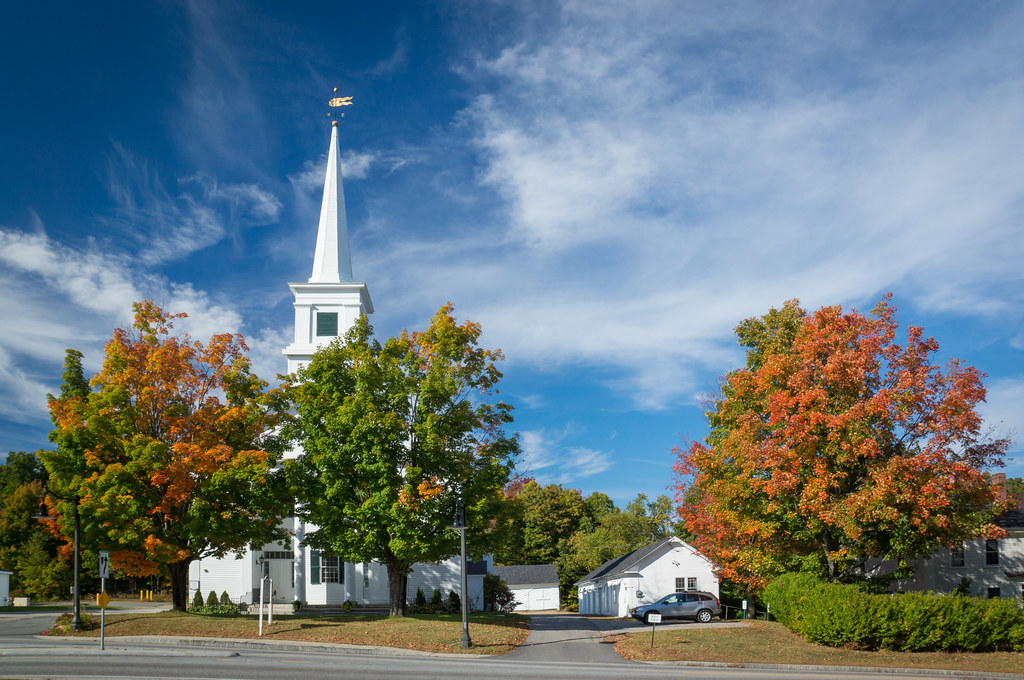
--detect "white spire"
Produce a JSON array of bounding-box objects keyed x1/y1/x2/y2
[{"x1": 309, "y1": 121, "x2": 354, "y2": 283}]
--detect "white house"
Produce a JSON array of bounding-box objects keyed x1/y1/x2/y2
[
  {"x1": 492, "y1": 564, "x2": 559, "y2": 611},
  {"x1": 575, "y1": 537, "x2": 719, "y2": 618},
  {"x1": 0, "y1": 569, "x2": 11, "y2": 606},
  {"x1": 189, "y1": 113, "x2": 480, "y2": 611},
  {"x1": 897, "y1": 512, "x2": 1024, "y2": 601}
]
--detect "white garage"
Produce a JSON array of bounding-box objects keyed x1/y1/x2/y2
[
  {"x1": 493, "y1": 564, "x2": 559, "y2": 611},
  {"x1": 0, "y1": 570, "x2": 11, "y2": 606}
]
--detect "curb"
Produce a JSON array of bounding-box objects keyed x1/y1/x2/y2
[
  {"x1": 38, "y1": 635, "x2": 476, "y2": 659},
  {"x1": 643, "y1": 659, "x2": 1024, "y2": 679}
]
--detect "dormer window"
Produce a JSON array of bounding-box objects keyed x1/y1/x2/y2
[{"x1": 316, "y1": 312, "x2": 339, "y2": 337}]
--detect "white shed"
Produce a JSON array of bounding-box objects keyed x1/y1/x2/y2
[
  {"x1": 575, "y1": 537, "x2": 719, "y2": 618},
  {"x1": 492, "y1": 564, "x2": 559, "y2": 611},
  {"x1": 0, "y1": 569, "x2": 11, "y2": 606}
]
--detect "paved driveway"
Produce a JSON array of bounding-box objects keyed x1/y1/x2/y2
[
  {"x1": 499, "y1": 613, "x2": 628, "y2": 664},
  {"x1": 499, "y1": 612, "x2": 749, "y2": 664}
]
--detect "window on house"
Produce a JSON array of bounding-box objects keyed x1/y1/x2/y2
[
  {"x1": 986, "y1": 539, "x2": 1000, "y2": 566},
  {"x1": 675, "y1": 577, "x2": 698, "y2": 592},
  {"x1": 988, "y1": 587, "x2": 1001, "y2": 599},
  {"x1": 309, "y1": 551, "x2": 343, "y2": 584},
  {"x1": 363, "y1": 562, "x2": 370, "y2": 589},
  {"x1": 316, "y1": 312, "x2": 339, "y2": 337},
  {"x1": 322, "y1": 555, "x2": 341, "y2": 583},
  {"x1": 951, "y1": 543, "x2": 965, "y2": 568}
]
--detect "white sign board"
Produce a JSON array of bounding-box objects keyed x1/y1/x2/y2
[
  {"x1": 99, "y1": 551, "x2": 110, "y2": 579},
  {"x1": 647, "y1": 613, "x2": 662, "y2": 624}
]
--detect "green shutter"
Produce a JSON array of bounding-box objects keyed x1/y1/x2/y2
[
  {"x1": 310, "y1": 550, "x2": 321, "y2": 585},
  {"x1": 316, "y1": 312, "x2": 339, "y2": 337}
]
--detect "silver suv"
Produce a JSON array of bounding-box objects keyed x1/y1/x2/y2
[{"x1": 631, "y1": 591, "x2": 721, "y2": 624}]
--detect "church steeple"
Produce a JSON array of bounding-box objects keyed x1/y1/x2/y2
[
  {"x1": 283, "y1": 97, "x2": 372, "y2": 375},
  {"x1": 309, "y1": 121, "x2": 353, "y2": 283}
]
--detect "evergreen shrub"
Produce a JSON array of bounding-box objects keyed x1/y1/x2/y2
[
  {"x1": 191, "y1": 589, "x2": 205, "y2": 610},
  {"x1": 448, "y1": 589, "x2": 461, "y2": 614},
  {"x1": 430, "y1": 589, "x2": 443, "y2": 611},
  {"x1": 220, "y1": 591, "x2": 231, "y2": 606},
  {"x1": 206, "y1": 590, "x2": 218, "y2": 607},
  {"x1": 763, "y1": 572, "x2": 1024, "y2": 652}
]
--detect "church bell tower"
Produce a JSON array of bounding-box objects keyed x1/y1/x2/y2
[{"x1": 282, "y1": 94, "x2": 373, "y2": 374}]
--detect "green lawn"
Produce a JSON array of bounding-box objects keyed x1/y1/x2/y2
[
  {"x1": 49, "y1": 610, "x2": 529, "y2": 655},
  {"x1": 613, "y1": 621, "x2": 1024, "y2": 676}
]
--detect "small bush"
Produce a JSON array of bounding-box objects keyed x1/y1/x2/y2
[
  {"x1": 219, "y1": 591, "x2": 231, "y2": 606},
  {"x1": 188, "y1": 603, "x2": 238, "y2": 615},
  {"x1": 191, "y1": 590, "x2": 204, "y2": 610},
  {"x1": 206, "y1": 590, "x2": 218, "y2": 607},
  {"x1": 430, "y1": 589, "x2": 443, "y2": 611},
  {"x1": 292, "y1": 599, "x2": 304, "y2": 611},
  {"x1": 409, "y1": 588, "x2": 429, "y2": 614},
  {"x1": 48, "y1": 612, "x2": 99, "y2": 633},
  {"x1": 448, "y1": 589, "x2": 461, "y2": 614},
  {"x1": 484, "y1": 573, "x2": 520, "y2": 612},
  {"x1": 341, "y1": 600, "x2": 355, "y2": 612}
]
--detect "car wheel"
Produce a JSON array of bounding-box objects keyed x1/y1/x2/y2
[
  {"x1": 696, "y1": 609, "x2": 713, "y2": 624},
  {"x1": 643, "y1": 611, "x2": 658, "y2": 625}
]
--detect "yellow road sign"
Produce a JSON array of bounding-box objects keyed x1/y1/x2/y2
[{"x1": 98, "y1": 591, "x2": 110, "y2": 610}]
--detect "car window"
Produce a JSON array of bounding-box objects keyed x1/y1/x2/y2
[
  {"x1": 682, "y1": 594, "x2": 697, "y2": 602},
  {"x1": 662, "y1": 594, "x2": 679, "y2": 604}
]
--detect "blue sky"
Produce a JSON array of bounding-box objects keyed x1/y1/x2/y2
[{"x1": 1, "y1": 1, "x2": 1022, "y2": 506}]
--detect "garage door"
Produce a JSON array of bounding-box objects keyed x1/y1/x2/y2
[{"x1": 516, "y1": 587, "x2": 557, "y2": 610}]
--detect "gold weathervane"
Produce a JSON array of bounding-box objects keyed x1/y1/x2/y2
[{"x1": 328, "y1": 87, "x2": 353, "y2": 123}]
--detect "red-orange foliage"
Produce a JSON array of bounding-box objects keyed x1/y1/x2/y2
[
  {"x1": 675, "y1": 297, "x2": 1010, "y2": 590},
  {"x1": 44, "y1": 301, "x2": 289, "y2": 610}
]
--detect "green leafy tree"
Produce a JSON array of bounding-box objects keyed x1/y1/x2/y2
[
  {"x1": 498, "y1": 480, "x2": 589, "y2": 565},
  {"x1": 0, "y1": 451, "x2": 65, "y2": 598},
  {"x1": 676, "y1": 297, "x2": 1010, "y2": 590},
  {"x1": 44, "y1": 302, "x2": 291, "y2": 611},
  {"x1": 558, "y1": 493, "x2": 678, "y2": 605},
  {"x1": 286, "y1": 305, "x2": 518, "y2": 616}
]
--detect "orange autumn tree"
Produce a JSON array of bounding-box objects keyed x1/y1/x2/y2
[
  {"x1": 44, "y1": 301, "x2": 290, "y2": 611},
  {"x1": 675, "y1": 297, "x2": 1010, "y2": 591}
]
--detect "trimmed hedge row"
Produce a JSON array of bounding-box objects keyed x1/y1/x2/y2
[{"x1": 763, "y1": 572, "x2": 1024, "y2": 652}]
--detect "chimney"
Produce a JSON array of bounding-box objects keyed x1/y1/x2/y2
[{"x1": 992, "y1": 473, "x2": 1007, "y2": 503}]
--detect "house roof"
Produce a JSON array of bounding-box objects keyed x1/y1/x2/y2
[
  {"x1": 574, "y1": 537, "x2": 686, "y2": 586},
  {"x1": 995, "y1": 509, "x2": 1024, "y2": 529},
  {"x1": 493, "y1": 564, "x2": 558, "y2": 586}
]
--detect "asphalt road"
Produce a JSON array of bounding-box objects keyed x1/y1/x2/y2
[{"x1": 0, "y1": 610, "x2": 1017, "y2": 680}]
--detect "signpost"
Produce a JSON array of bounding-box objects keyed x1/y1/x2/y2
[
  {"x1": 648, "y1": 612, "x2": 661, "y2": 649},
  {"x1": 98, "y1": 551, "x2": 110, "y2": 650}
]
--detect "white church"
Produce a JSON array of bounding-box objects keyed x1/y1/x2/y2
[{"x1": 188, "y1": 114, "x2": 485, "y2": 610}]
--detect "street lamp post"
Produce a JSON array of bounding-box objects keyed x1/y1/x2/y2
[
  {"x1": 33, "y1": 491, "x2": 82, "y2": 631},
  {"x1": 453, "y1": 501, "x2": 471, "y2": 649}
]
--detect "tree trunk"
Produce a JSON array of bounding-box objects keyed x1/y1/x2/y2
[
  {"x1": 385, "y1": 562, "x2": 409, "y2": 617},
  {"x1": 168, "y1": 559, "x2": 192, "y2": 612}
]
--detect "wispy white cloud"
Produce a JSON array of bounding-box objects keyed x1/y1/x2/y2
[
  {"x1": 517, "y1": 426, "x2": 614, "y2": 484},
  {"x1": 102, "y1": 144, "x2": 281, "y2": 265},
  {"x1": 981, "y1": 377, "x2": 1024, "y2": 454},
  {"x1": 0, "y1": 226, "x2": 265, "y2": 424},
  {"x1": 373, "y1": 0, "x2": 1024, "y2": 413}
]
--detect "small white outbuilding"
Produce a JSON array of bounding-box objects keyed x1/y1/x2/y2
[
  {"x1": 0, "y1": 569, "x2": 12, "y2": 606},
  {"x1": 575, "y1": 536, "x2": 719, "y2": 618},
  {"x1": 492, "y1": 564, "x2": 559, "y2": 611}
]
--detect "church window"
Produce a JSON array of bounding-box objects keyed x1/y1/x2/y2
[
  {"x1": 316, "y1": 312, "x2": 339, "y2": 337},
  {"x1": 309, "y1": 550, "x2": 342, "y2": 584},
  {"x1": 321, "y1": 555, "x2": 342, "y2": 583}
]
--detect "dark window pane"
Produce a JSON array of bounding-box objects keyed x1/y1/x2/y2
[{"x1": 316, "y1": 312, "x2": 339, "y2": 337}]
